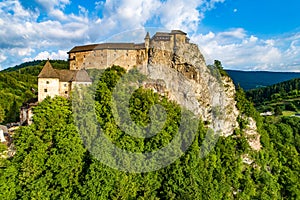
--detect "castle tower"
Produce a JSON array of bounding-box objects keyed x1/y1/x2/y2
[{"x1": 38, "y1": 60, "x2": 60, "y2": 102}]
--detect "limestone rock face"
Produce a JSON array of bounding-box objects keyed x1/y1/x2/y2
[
  {"x1": 139, "y1": 42, "x2": 239, "y2": 136},
  {"x1": 244, "y1": 117, "x2": 261, "y2": 151}
]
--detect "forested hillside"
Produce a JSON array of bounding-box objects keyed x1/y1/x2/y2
[
  {"x1": 226, "y1": 70, "x2": 300, "y2": 90},
  {"x1": 0, "y1": 66, "x2": 299, "y2": 199},
  {"x1": 0, "y1": 60, "x2": 68, "y2": 124},
  {"x1": 246, "y1": 78, "x2": 300, "y2": 114}
]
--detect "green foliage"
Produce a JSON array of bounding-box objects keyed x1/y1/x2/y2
[
  {"x1": 214, "y1": 60, "x2": 228, "y2": 77},
  {"x1": 0, "y1": 96, "x2": 86, "y2": 199},
  {"x1": 0, "y1": 65, "x2": 299, "y2": 199},
  {"x1": 274, "y1": 106, "x2": 283, "y2": 116},
  {"x1": 0, "y1": 105, "x2": 5, "y2": 123},
  {"x1": 236, "y1": 86, "x2": 259, "y2": 120},
  {"x1": 256, "y1": 116, "x2": 300, "y2": 199},
  {"x1": 246, "y1": 78, "x2": 300, "y2": 113}
]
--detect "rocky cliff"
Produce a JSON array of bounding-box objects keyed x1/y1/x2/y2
[{"x1": 138, "y1": 42, "x2": 240, "y2": 136}]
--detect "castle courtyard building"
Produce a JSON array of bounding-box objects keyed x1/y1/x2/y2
[{"x1": 38, "y1": 60, "x2": 92, "y2": 102}]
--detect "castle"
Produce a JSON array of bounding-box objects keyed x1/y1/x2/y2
[
  {"x1": 38, "y1": 30, "x2": 189, "y2": 102},
  {"x1": 21, "y1": 30, "x2": 190, "y2": 125},
  {"x1": 67, "y1": 30, "x2": 189, "y2": 71}
]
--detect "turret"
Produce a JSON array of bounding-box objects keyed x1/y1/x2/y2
[{"x1": 144, "y1": 32, "x2": 150, "y2": 50}]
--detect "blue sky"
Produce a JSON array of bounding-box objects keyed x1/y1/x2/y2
[{"x1": 0, "y1": 0, "x2": 300, "y2": 72}]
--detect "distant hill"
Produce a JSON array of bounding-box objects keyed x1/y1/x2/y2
[
  {"x1": 2, "y1": 60, "x2": 44, "y2": 72},
  {"x1": 226, "y1": 70, "x2": 300, "y2": 90},
  {"x1": 246, "y1": 78, "x2": 300, "y2": 115},
  {"x1": 1, "y1": 60, "x2": 69, "y2": 73}
]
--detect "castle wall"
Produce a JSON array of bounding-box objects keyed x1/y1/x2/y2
[
  {"x1": 175, "y1": 34, "x2": 187, "y2": 44},
  {"x1": 38, "y1": 78, "x2": 60, "y2": 102},
  {"x1": 150, "y1": 35, "x2": 175, "y2": 51},
  {"x1": 59, "y1": 82, "x2": 72, "y2": 98},
  {"x1": 69, "y1": 49, "x2": 146, "y2": 71},
  {"x1": 68, "y1": 31, "x2": 189, "y2": 71}
]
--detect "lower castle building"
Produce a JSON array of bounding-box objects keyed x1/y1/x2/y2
[{"x1": 37, "y1": 60, "x2": 92, "y2": 102}]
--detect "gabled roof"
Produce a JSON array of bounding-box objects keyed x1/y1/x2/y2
[
  {"x1": 58, "y1": 70, "x2": 77, "y2": 82},
  {"x1": 38, "y1": 60, "x2": 59, "y2": 78},
  {"x1": 38, "y1": 61, "x2": 92, "y2": 83},
  {"x1": 72, "y1": 70, "x2": 92, "y2": 82}
]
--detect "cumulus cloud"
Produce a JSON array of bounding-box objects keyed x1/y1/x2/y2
[
  {"x1": 1, "y1": 0, "x2": 227, "y2": 69},
  {"x1": 1, "y1": 0, "x2": 299, "y2": 72},
  {"x1": 23, "y1": 50, "x2": 68, "y2": 62},
  {"x1": 35, "y1": 0, "x2": 70, "y2": 12},
  {"x1": 192, "y1": 28, "x2": 300, "y2": 72},
  {"x1": 157, "y1": 0, "x2": 204, "y2": 33},
  {"x1": 0, "y1": 0, "x2": 90, "y2": 68},
  {"x1": 91, "y1": 0, "x2": 162, "y2": 40}
]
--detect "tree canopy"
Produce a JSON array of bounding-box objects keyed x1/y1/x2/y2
[{"x1": 0, "y1": 66, "x2": 299, "y2": 199}]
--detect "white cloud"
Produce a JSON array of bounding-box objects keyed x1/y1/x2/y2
[
  {"x1": 158, "y1": 0, "x2": 204, "y2": 32},
  {"x1": 23, "y1": 50, "x2": 67, "y2": 62},
  {"x1": 203, "y1": 0, "x2": 225, "y2": 11},
  {"x1": 192, "y1": 29, "x2": 300, "y2": 72},
  {"x1": 99, "y1": 0, "x2": 162, "y2": 33},
  {"x1": 249, "y1": 35, "x2": 258, "y2": 43},
  {"x1": 218, "y1": 28, "x2": 246, "y2": 40},
  {"x1": 0, "y1": 53, "x2": 7, "y2": 63},
  {"x1": 1, "y1": 0, "x2": 299, "y2": 72},
  {"x1": 35, "y1": 0, "x2": 70, "y2": 11},
  {"x1": 10, "y1": 47, "x2": 35, "y2": 56}
]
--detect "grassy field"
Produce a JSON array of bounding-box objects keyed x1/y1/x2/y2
[{"x1": 282, "y1": 111, "x2": 297, "y2": 117}]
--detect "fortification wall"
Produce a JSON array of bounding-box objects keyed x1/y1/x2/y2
[{"x1": 69, "y1": 48, "x2": 147, "y2": 71}]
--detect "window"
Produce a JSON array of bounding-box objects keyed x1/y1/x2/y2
[
  {"x1": 46, "y1": 81, "x2": 49, "y2": 84},
  {"x1": 65, "y1": 91, "x2": 68, "y2": 94},
  {"x1": 44, "y1": 89, "x2": 47, "y2": 92},
  {"x1": 64, "y1": 84, "x2": 67, "y2": 87}
]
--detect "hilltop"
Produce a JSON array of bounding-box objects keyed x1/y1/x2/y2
[{"x1": 226, "y1": 70, "x2": 300, "y2": 90}]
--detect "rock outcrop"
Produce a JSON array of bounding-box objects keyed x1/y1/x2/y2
[{"x1": 138, "y1": 41, "x2": 239, "y2": 136}]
